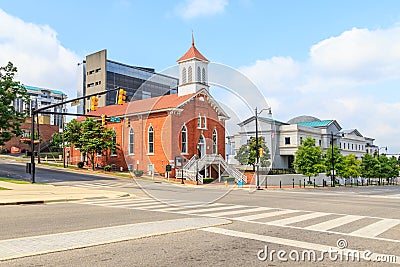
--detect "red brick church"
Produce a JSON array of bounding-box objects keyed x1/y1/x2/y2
[{"x1": 68, "y1": 39, "x2": 246, "y2": 184}]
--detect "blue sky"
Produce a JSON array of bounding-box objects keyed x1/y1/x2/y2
[{"x1": 1, "y1": 0, "x2": 400, "y2": 153}]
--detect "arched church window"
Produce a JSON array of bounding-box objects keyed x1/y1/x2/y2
[
  {"x1": 188, "y1": 66, "x2": 192, "y2": 82},
  {"x1": 182, "y1": 68, "x2": 187, "y2": 84},
  {"x1": 197, "y1": 66, "x2": 201, "y2": 82}
]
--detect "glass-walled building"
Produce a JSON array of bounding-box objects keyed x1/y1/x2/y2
[{"x1": 78, "y1": 50, "x2": 178, "y2": 114}]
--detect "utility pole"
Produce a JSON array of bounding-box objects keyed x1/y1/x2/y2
[
  {"x1": 255, "y1": 107, "x2": 260, "y2": 190},
  {"x1": 331, "y1": 132, "x2": 335, "y2": 187},
  {"x1": 36, "y1": 99, "x2": 41, "y2": 164},
  {"x1": 30, "y1": 107, "x2": 35, "y2": 183},
  {"x1": 62, "y1": 95, "x2": 66, "y2": 168},
  {"x1": 29, "y1": 87, "x2": 121, "y2": 183}
]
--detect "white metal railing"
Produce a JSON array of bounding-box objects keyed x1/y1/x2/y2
[
  {"x1": 182, "y1": 169, "x2": 203, "y2": 184},
  {"x1": 183, "y1": 154, "x2": 246, "y2": 184}
]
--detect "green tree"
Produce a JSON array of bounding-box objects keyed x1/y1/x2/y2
[
  {"x1": 64, "y1": 119, "x2": 81, "y2": 146},
  {"x1": 293, "y1": 137, "x2": 325, "y2": 181},
  {"x1": 389, "y1": 156, "x2": 400, "y2": 179},
  {"x1": 235, "y1": 137, "x2": 271, "y2": 171},
  {"x1": 0, "y1": 62, "x2": 29, "y2": 145},
  {"x1": 49, "y1": 132, "x2": 63, "y2": 151},
  {"x1": 323, "y1": 145, "x2": 344, "y2": 177},
  {"x1": 65, "y1": 118, "x2": 116, "y2": 170},
  {"x1": 341, "y1": 154, "x2": 361, "y2": 179},
  {"x1": 361, "y1": 153, "x2": 380, "y2": 179}
]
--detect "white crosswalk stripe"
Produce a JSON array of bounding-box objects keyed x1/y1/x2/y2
[
  {"x1": 268, "y1": 212, "x2": 330, "y2": 226},
  {"x1": 350, "y1": 219, "x2": 400, "y2": 237},
  {"x1": 180, "y1": 204, "x2": 246, "y2": 214},
  {"x1": 79, "y1": 197, "x2": 400, "y2": 242},
  {"x1": 304, "y1": 215, "x2": 363, "y2": 231},
  {"x1": 234, "y1": 210, "x2": 299, "y2": 221},
  {"x1": 66, "y1": 181, "x2": 136, "y2": 189},
  {"x1": 208, "y1": 207, "x2": 273, "y2": 217}
]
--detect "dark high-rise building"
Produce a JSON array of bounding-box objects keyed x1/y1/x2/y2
[{"x1": 78, "y1": 49, "x2": 178, "y2": 114}]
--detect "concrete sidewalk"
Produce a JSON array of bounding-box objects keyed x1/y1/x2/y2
[{"x1": 0, "y1": 181, "x2": 131, "y2": 205}]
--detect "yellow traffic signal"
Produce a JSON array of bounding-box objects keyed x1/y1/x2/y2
[
  {"x1": 258, "y1": 147, "x2": 263, "y2": 157},
  {"x1": 101, "y1": 114, "x2": 106, "y2": 126},
  {"x1": 118, "y1": 89, "x2": 126, "y2": 105},
  {"x1": 91, "y1": 96, "x2": 99, "y2": 111}
]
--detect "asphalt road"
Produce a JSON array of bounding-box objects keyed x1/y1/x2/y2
[{"x1": 1, "y1": 158, "x2": 400, "y2": 266}]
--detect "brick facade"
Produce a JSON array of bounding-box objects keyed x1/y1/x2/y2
[
  {"x1": 68, "y1": 91, "x2": 226, "y2": 178},
  {"x1": 2, "y1": 122, "x2": 59, "y2": 154}
]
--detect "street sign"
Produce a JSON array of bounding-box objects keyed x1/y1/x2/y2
[
  {"x1": 110, "y1": 117, "x2": 121, "y2": 122},
  {"x1": 166, "y1": 164, "x2": 172, "y2": 172},
  {"x1": 71, "y1": 100, "x2": 81, "y2": 107}
]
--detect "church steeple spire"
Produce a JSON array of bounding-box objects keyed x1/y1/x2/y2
[
  {"x1": 177, "y1": 35, "x2": 209, "y2": 96},
  {"x1": 177, "y1": 34, "x2": 209, "y2": 63}
]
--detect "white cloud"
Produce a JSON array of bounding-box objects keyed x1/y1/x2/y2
[
  {"x1": 240, "y1": 56, "x2": 301, "y2": 93},
  {"x1": 310, "y1": 27, "x2": 400, "y2": 82},
  {"x1": 239, "y1": 25, "x2": 400, "y2": 153},
  {"x1": 0, "y1": 9, "x2": 80, "y2": 98},
  {"x1": 175, "y1": 0, "x2": 228, "y2": 19}
]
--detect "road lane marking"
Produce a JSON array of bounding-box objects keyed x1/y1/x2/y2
[
  {"x1": 305, "y1": 215, "x2": 364, "y2": 231},
  {"x1": 234, "y1": 210, "x2": 299, "y2": 221},
  {"x1": 268, "y1": 212, "x2": 330, "y2": 226},
  {"x1": 351, "y1": 219, "x2": 400, "y2": 237},
  {"x1": 180, "y1": 205, "x2": 247, "y2": 214},
  {"x1": 0, "y1": 218, "x2": 230, "y2": 261},
  {"x1": 209, "y1": 207, "x2": 274, "y2": 217},
  {"x1": 201, "y1": 227, "x2": 400, "y2": 264}
]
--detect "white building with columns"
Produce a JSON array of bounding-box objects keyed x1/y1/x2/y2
[{"x1": 228, "y1": 115, "x2": 376, "y2": 169}]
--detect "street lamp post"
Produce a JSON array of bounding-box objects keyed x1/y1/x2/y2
[
  {"x1": 331, "y1": 132, "x2": 335, "y2": 187},
  {"x1": 196, "y1": 144, "x2": 200, "y2": 185},
  {"x1": 255, "y1": 107, "x2": 260, "y2": 190},
  {"x1": 255, "y1": 107, "x2": 272, "y2": 190}
]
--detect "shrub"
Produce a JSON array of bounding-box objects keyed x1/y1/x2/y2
[
  {"x1": 203, "y1": 178, "x2": 214, "y2": 184},
  {"x1": 104, "y1": 165, "x2": 111, "y2": 171},
  {"x1": 134, "y1": 170, "x2": 144, "y2": 177},
  {"x1": 77, "y1": 162, "x2": 84, "y2": 168}
]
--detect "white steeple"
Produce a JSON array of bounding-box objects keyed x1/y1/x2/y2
[{"x1": 176, "y1": 34, "x2": 209, "y2": 96}]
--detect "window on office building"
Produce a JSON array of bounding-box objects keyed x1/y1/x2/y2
[{"x1": 285, "y1": 137, "x2": 290, "y2": 145}]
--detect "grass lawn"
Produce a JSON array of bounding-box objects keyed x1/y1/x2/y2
[
  {"x1": 0, "y1": 177, "x2": 30, "y2": 184},
  {"x1": 0, "y1": 187, "x2": 11, "y2": 190}
]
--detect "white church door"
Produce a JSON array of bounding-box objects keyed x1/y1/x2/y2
[{"x1": 197, "y1": 134, "x2": 206, "y2": 158}]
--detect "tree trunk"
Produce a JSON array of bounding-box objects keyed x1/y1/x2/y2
[{"x1": 91, "y1": 152, "x2": 95, "y2": 171}]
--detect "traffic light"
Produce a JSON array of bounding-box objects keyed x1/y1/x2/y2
[
  {"x1": 118, "y1": 89, "x2": 126, "y2": 105},
  {"x1": 258, "y1": 147, "x2": 263, "y2": 157},
  {"x1": 91, "y1": 96, "x2": 99, "y2": 111},
  {"x1": 101, "y1": 114, "x2": 106, "y2": 126}
]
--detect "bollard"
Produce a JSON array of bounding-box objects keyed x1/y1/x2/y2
[
  {"x1": 280, "y1": 180, "x2": 281, "y2": 189},
  {"x1": 322, "y1": 179, "x2": 325, "y2": 187},
  {"x1": 299, "y1": 179, "x2": 301, "y2": 188},
  {"x1": 362, "y1": 179, "x2": 364, "y2": 186},
  {"x1": 313, "y1": 179, "x2": 315, "y2": 188},
  {"x1": 303, "y1": 179, "x2": 306, "y2": 188},
  {"x1": 344, "y1": 180, "x2": 346, "y2": 187},
  {"x1": 356, "y1": 179, "x2": 358, "y2": 186},
  {"x1": 292, "y1": 178, "x2": 294, "y2": 188}
]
